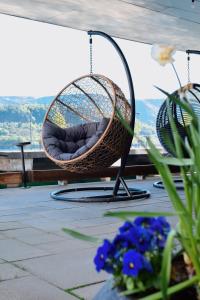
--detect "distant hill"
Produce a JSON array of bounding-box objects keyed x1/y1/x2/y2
[
  {"x1": 0, "y1": 96, "x2": 164, "y2": 124},
  {"x1": 0, "y1": 96, "x2": 164, "y2": 150},
  {"x1": 0, "y1": 96, "x2": 165, "y2": 126},
  {"x1": 0, "y1": 96, "x2": 53, "y2": 105}
]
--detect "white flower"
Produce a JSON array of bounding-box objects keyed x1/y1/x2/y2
[{"x1": 151, "y1": 44, "x2": 176, "y2": 66}]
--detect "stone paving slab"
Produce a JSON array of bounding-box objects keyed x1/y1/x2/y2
[
  {"x1": 16, "y1": 248, "x2": 108, "y2": 289},
  {"x1": 0, "y1": 221, "x2": 28, "y2": 230},
  {"x1": 0, "y1": 213, "x2": 31, "y2": 222},
  {"x1": 38, "y1": 200, "x2": 82, "y2": 210},
  {"x1": 0, "y1": 178, "x2": 177, "y2": 299},
  {"x1": 0, "y1": 262, "x2": 28, "y2": 281},
  {"x1": 74, "y1": 281, "x2": 105, "y2": 300},
  {"x1": 0, "y1": 239, "x2": 50, "y2": 261},
  {"x1": 37, "y1": 238, "x2": 95, "y2": 255},
  {"x1": 22, "y1": 215, "x2": 121, "y2": 234},
  {"x1": 2, "y1": 227, "x2": 64, "y2": 245},
  {"x1": 0, "y1": 276, "x2": 75, "y2": 300},
  {"x1": 0, "y1": 206, "x2": 55, "y2": 217},
  {"x1": 20, "y1": 217, "x2": 73, "y2": 232},
  {"x1": 0, "y1": 233, "x2": 7, "y2": 239},
  {"x1": 37, "y1": 207, "x2": 102, "y2": 221},
  {"x1": 73, "y1": 222, "x2": 122, "y2": 236}
]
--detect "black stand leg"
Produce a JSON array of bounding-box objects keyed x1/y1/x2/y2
[{"x1": 16, "y1": 142, "x2": 31, "y2": 188}]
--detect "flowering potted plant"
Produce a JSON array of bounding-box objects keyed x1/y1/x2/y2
[{"x1": 64, "y1": 45, "x2": 200, "y2": 299}]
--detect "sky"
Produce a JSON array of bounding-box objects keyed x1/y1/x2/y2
[{"x1": 1, "y1": 13, "x2": 200, "y2": 99}]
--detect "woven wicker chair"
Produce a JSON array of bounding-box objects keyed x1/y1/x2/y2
[
  {"x1": 154, "y1": 83, "x2": 200, "y2": 189},
  {"x1": 41, "y1": 30, "x2": 150, "y2": 202},
  {"x1": 42, "y1": 74, "x2": 131, "y2": 173},
  {"x1": 156, "y1": 83, "x2": 200, "y2": 156}
]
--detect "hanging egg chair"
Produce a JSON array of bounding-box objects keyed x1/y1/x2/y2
[
  {"x1": 156, "y1": 83, "x2": 200, "y2": 156},
  {"x1": 41, "y1": 30, "x2": 150, "y2": 202},
  {"x1": 154, "y1": 49, "x2": 200, "y2": 190},
  {"x1": 42, "y1": 74, "x2": 131, "y2": 173},
  {"x1": 154, "y1": 82, "x2": 200, "y2": 189}
]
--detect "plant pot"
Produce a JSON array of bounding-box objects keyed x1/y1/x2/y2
[
  {"x1": 93, "y1": 255, "x2": 198, "y2": 300},
  {"x1": 93, "y1": 279, "x2": 132, "y2": 300},
  {"x1": 93, "y1": 279, "x2": 197, "y2": 300}
]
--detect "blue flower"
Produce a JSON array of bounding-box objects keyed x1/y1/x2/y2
[
  {"x1": 157, "y1": 217, "x2": 170, "y2": 233},
  {"x1": 94, "y1": 239, "x2": 113, "y2": 272},
  {"x1": 143, "y1": 257, "x2": 153, "y2": 273},
  {"x1": 150, "y1": 217, "x2": 170, "y2": 248},
  {"x1": 134, "y1": 217, "x2": 156, "y2": 228},
  {"x1": 113, "y1": 233, "x2": 130, "y2": 249},
  {"x1": 127, "y1": 226, "x2": 153, "y2": 253},
  {"x1": 119, "y1": 221, "x2": 133, "y2": 234},
  {"x1": 122, "y1": 250, "x2": 152, "y2": 277},
  {"x1": 151, "y1": 217, "x2": 170, "y2": 233}
]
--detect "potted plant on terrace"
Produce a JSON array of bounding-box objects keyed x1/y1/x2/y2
[{"x1": 64, "y1": 45, "x2": 200, "y2": 299}]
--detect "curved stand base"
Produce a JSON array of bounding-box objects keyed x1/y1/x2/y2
[
  {"x1": 153, "y1": 179, "x2": 183, "y2": 190},
  {"x1": 51, "y1": 187, "x2": 150, "y2": 203}
]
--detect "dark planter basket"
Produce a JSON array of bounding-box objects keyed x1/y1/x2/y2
[{"x1": 93, "y1": 279, "x2": 197, "y2": 300}]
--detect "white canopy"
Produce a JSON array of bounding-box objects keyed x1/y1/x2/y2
[{"x1": 0, "y1": 0, "x2": 200, "y2": 50}]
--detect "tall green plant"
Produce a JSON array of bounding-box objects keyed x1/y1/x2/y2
[
  {"x1": 147, "y1": 91, "x2": 200, "y2": 296},
  {"x1": 116, "y1": 92, "x2": 200, "y2": 298}
]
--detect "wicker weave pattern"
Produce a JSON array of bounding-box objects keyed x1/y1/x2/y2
[
  {"x1": 156, "y1": 83, "x2": 200, "y2": 156},
  {"x1": 42, "y1": 74, "x2": 131, "y2": 173}
]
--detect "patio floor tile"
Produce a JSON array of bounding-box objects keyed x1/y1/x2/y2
[
  {"x1": 2, "y1": 227, "x2": 64, "y2": 245},
  {"x1": 0, "y1": 276, "x2": 75, "y2": 300},
  {"x1": 16, "y1": 248, "x2": 108, "y2": 289},
  {"x1": 0, "y1": 262, "x2": 28, "y2": 281},
  {"x1": 0, "y1": 239, "x2": 50, "y2": 261},
  {"x1": 0, "y1": 178, "x2": 179, "y2": 299}
]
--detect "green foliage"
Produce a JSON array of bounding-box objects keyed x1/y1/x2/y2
[
  {"x1": 62, "y1": 228, "x2": 100, "y2": 244},
  {"x1": 147, "y1": 91, "x2": 200, "y2": 298},
  {"x1": 104, "y1": 211, "x2": 176, "y2": 220},
  {"x1": 0, "y1": 104, "x2": 48, "y2": 149},
  {"x1": 110, "y1": 92, "x2": 200, "y2": 298},
  {"x1": 160, "y1": 230, "x2": 176, "y2": 299},
  {"x1": 139, "y1": 275, "x2": 199, "y2": 300}
]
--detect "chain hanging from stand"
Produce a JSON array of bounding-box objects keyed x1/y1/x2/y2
[
  {"x1": 187, "y1": 52, "x2": 191, "y2": 84},
  {"x1": 89, "y1": 35, "x2": 93, "y2": 74}
]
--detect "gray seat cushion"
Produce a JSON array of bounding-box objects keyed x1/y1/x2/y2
[{"x1": 43, "y1": 118, "x2": 109, "y2": 161}]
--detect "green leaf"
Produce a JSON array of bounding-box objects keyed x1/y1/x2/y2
[
  {"x1": 147, "y1": 138, "x2": 193, "y2": 226},
  {"x1": 139, "y1": 275, "x2": 199, "y2": 300},
  {"x1": 195, "y1": 209, "x2": 200, "y2": 236},
  {"x1": 125, "y1": 277, "x2": 135, "y2": 291},
  {"x1": 161, "y1": 229, "x2": 176, "y2": 299},
  {"x1": 116, "y1": 109, "x2": 133, "y2": 136},
  {"x1": 121, "y1": 287, "x2": 143, "y2": 296},
  {"x1": 104, "y1": 211, "x2": 176, "y2": 219},
  {"x1": 62, "y1": 228, "x2": 100, "y2": 244},
  {"x1": 156, "y1": 157, "x2": 193, "y2": 166}
]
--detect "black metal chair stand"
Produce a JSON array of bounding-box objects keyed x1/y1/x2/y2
[
  {"x1": 16, "y1": 142, "x2": 31, "y2": 188},
  {"x1": 153, "y1": 179, "x2": 183, "y2": 190},
  {"x1": 50, "y1": 30, "x2": 150, "y2": 203},
  {"x1": 51, "y1": 185, "x2": 150, "y2": 203}
]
